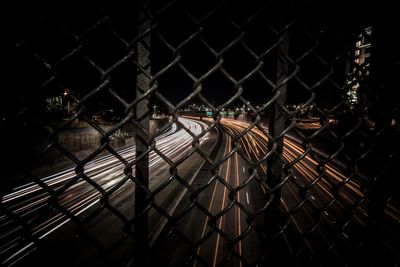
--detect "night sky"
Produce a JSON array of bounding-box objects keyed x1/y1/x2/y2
[
  {"x1": 3, "y1": 0, "x2": 372, "y2": 121},
  {"x1": 150, "y1": 0, "x2": 370, "y2": 109}
]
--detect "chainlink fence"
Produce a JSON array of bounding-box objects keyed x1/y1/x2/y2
[{"x1": 2, "y1": 0, "x2": 400, "y2": 266}]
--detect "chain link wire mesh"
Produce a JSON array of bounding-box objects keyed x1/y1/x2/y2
[{"x1": 2, "y1": 0, "x2": 399, "y2": 266}]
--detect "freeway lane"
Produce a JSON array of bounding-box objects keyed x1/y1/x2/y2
[
  {"x1": 151, "y1": 117, "x2": 400, "y2": 266},
  {"x1": 2, "y1": 116, "x2": 399, "y2": 266},
  {"x1": 217, "y1": 118, "x2": 400, "y2": 264},
  {"x1": 0, "y1": 117, "x2": 215, "y2": 266},
  {"x1": 152, "y1": 119, "x2": 267, "y2": 267}
]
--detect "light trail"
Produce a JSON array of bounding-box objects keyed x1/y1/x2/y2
[
  {"x1": 234, "y1": 151, "x2": 243, "y2": 267},
  {"x1": 195, "y1": 130, "x2": 244, "y2": 267},
  {"x1": 194, "y1": 134, "x2": 229, "y2": 267},
  {"x1": 212, "y1": 136, "x2": 231, "y2": 267},
  {"x1": 216, "y1": 117, "x2": 400, "y2": 259},
  {"x1": 1, "y1": 117, "x2": 210, "y2": 266},
  {"x1": 4, "y1": 116, "x2": 399, "y2": 266}
]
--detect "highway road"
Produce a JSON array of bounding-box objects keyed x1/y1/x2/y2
[
  {"x1": 151, "y1": 117, "x2": 400, "y2": 267},
  {"x1": 215, "y1": 118, "x2": 399, "y2": 265},
  {"x1": 1, "y1": 116, "x2": 399, "y2": 266},
  {"x1": 0, "y1": 117, "x2": 214, "y2": 266}
]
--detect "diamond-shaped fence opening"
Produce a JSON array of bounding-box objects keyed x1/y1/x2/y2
[{"x1": 2, "y1": 0, "x2": 400, "y2": 266}]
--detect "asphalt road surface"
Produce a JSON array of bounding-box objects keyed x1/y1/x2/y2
[
  {"x1": 1, "y1": 116, "x2": 399, "y2": 266},
  {"x1": 150, "y1": 117, "x2": 400, "y2": 267}
]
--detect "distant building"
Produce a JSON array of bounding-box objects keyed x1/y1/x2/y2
[
  {"x1": 354, "y1": 27, "x2": 372, "y2": 69},
  {"x1": 346, "y1": 27, "x2": 372, "y2": 109}
]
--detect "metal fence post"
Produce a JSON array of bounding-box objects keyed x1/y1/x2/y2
[
  {"x1": 265, "y1": 32, "x2": 289, "y2": 236},
  {"x1": 134, "y1": 0, "x2": 151, "y2": 265},
  {"x1": 361, "y1": 3, "x2": 399, "y2": 264}
]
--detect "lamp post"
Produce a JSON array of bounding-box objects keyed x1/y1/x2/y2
[{"x1": 63, "y1": 89, "x2": 70, "y2": 114}]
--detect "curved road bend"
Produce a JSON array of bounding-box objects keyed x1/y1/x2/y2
[
  {"x1": 0, "y1": 117, "x2": 216, "y2": 266},
  {"x1": 151, "y1": 117, "x2": 400, "y2": 267}
]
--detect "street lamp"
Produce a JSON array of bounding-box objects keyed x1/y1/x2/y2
[{"x1": 62, "y1": 89, "x2": 71, "y2": 114}]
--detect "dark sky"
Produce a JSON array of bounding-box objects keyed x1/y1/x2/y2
[
  {"x1": 151, "y1": 0, "x2": 370, "y2": 109},
  {"x1": 3, "y1": 0, "x2": 371, "y2": 120}
]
